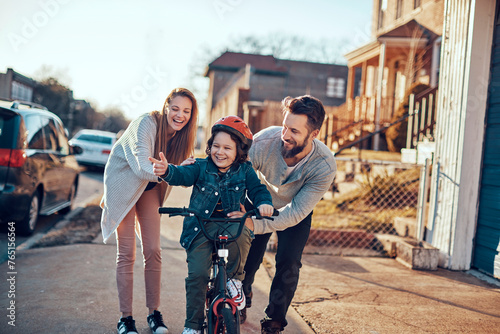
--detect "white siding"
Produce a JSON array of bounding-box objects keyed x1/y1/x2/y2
[{"x1": 427, "y1": 0, "x2": 496, "y2": 270}]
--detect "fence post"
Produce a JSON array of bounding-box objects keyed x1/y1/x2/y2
[
  {"x1": 406, "y1": 94, "x2": 415, "y2": 148},
  {"x1": 417, "y1": 158, "x2": 432, "y2": 241}
]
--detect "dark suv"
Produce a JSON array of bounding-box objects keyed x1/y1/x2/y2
[{"x1": 0, "y1": 100, "x2": 81, "y2": 235}]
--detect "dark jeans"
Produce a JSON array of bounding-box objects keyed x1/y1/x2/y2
[{"x1": 242, "y1": 202, "x2": 312, "y2": 329}]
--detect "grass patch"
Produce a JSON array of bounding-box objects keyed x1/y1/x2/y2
[{"x1": 313, "y1": 167, "x2": 420, "y2": 232}]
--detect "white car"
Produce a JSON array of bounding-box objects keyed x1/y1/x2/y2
[{"x1": 69, "y1": 129, "x2": 117, "y2": 168}]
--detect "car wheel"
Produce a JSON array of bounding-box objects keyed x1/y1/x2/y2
[
  {"x1": 18, "y1": 191, "x2": 41, "y2": 236},
  {"x1": 60, "y1": 181, "x2": 77, "y2": 215}
]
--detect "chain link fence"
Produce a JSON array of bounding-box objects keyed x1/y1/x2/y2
[{"x1": 302, "y1": 158, "x2": 422, "y2": 257}]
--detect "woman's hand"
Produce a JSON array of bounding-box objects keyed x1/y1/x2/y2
[
  {"x1": 148, "y1": 152, "x2": 168, "y2": 176},
  {"x1": 258, "y1": 204, "x2": 274, "y2": 217},
  {"x1": 180, "y1": 155, "x2": 196, "y2": 166}
]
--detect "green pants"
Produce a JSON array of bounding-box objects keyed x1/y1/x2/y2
[{"x1": 184, "y1": 221, "x2": 254, "y2": 330}]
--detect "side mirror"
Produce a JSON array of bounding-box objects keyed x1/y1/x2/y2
[{"x1": 70, "y1": 144, "x2": 83, "y2": 155}]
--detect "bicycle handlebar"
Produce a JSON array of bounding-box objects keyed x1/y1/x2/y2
[{"x1": 158, "y1": 206, "x2": 278, "y2": 242}]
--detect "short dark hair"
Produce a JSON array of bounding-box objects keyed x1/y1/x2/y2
[
  {"x1": 282, "y1": 95, "x2": 325, "y2": 132},
  {"x1": 205, "y1": 129, "x2": 249, "y2": 164}
]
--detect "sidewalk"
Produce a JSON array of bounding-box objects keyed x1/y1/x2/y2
[
  {"x1": 0, "y1": 186, "x2": 312, "y2": 333},
  {"x1": 1, "y1": 186, "x2": 500, "y2": 333}
]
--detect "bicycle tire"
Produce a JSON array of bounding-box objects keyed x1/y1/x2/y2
[{"x1": 221, "y1": 307, "x2": 238, "y2": 334}]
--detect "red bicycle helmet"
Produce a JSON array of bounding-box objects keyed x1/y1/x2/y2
[{"x1": 211, "y1": 116, "x2": 253, "y2": 147}]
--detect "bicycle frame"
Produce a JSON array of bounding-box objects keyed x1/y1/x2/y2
[{"x1": 159, "y1": 206, "x2": 277, "y2": 334}]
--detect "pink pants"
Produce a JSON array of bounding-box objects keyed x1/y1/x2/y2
[{"x1": 115, "y1": 185, "x2": 162, "y2": 313}]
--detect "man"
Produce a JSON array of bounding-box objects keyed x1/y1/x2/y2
[{"x1": 242, "y1": 95, "x2": 336, "y2": 333}]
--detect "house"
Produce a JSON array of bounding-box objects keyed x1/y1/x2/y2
[
  {"x1": 420, "y1": 0, "x2": 500, "y2": 280},
  {"x1": 0, "y1": 68, "x2": 37, "y2": 102},
  {"x1": 204, "y1": 52, "x2": 349, "y2": 134},
  {"x1": 325, "y1": 0, "x2": 444, "y2": 152}
]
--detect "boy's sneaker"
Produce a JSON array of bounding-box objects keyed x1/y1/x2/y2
[
  {"x1": 181, "y1": 327, "x2": 201, "y2": 334},
  {"x1": 117, "y1": 316, "x2": 138, "y2": 334},
  {"x1": 147, "y1": 310, "x2": 169, "y2": 333},
  {"x1": 227, "y1": 278, "x2": 246, "y2": 310}
]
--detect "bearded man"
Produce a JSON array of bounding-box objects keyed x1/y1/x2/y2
[{"x1": 241, "y1": 95, "x2": 337, "y2": 333}]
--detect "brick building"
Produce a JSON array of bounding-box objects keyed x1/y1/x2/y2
[{"x1": 204, "y1": 52, "x2": 349, "y2": 134}]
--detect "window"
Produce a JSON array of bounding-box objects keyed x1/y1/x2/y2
[
  {"x1": 378, "y1": 0, "x2": 387, "y2": 29},
  {"x1": 11, "y1": 81, "x2": 33, "y2": 102},
  {"x1": 40, "y1": 117, "x2": 59, "y2": 152},
  {"x1": 414, "y1": 0, "x2": 421, "y2": 9},
  {"x1": 326, "y1": 77, "x2": 345, "y2": 98},
  {"x1": 54, "y1": 119, "x2": 69, "y2": 155},
  {"x1": 76, "y1": 133, "x2": 113, "y2": 145},
  {"x1": 396, "y1": 0, "x2": 403, "y2": 19},
  {"x1": 24, "y1": 115, "x2": 45, "y2": 149}
]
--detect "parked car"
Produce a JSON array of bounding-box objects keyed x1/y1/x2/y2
[
  {"x1": 69, "y1": 129, "x2": 117, "y2": 168},
  {"x1": 0, "y1": 100, "x2": 82, "y2": 235}
]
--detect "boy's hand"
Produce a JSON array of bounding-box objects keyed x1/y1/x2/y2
[
  {"x1": 258, "y1": 204, "x2": 274, "y2": 217},
  {"x1": 148, "y1": 152, "x2": 168, "y2": 176}
]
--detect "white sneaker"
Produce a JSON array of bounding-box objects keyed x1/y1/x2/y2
[
  {"x1": 227, "y1": 278, "x2": 246, "y2": 310},
  {"x1": 182, "y1": 328, "x2": 201, "y2": 334}
]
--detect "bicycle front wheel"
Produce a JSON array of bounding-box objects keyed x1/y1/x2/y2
[{"x1": 221, "y1": 307, "x2": 238, "y2": 334}]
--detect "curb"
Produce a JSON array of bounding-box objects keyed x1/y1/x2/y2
[{"x1": 16, "y1": 192, "x2": 103, "y2": 251}]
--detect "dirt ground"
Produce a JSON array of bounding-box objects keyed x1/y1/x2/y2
[{"x1": 32, "y1": 205, "x2": 102, "y2": 248}]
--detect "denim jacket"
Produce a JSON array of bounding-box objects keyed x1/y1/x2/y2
[{"x1": 163, "y1": 157, "x2": 273, "y2": 250}]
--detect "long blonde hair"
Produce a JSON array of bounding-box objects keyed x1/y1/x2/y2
[{"x1": 150, "y1": 88, "x2": 198, "y2": 165}]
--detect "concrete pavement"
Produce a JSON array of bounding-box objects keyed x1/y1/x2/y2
[
  {"x1": 1, "y1": 186, "x2": 312, "y2": 333},
  {"x1": 1, "y1": 186, "x2": 500, "y2": 333}
]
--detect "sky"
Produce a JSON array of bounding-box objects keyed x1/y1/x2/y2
[{"x1": 1, "y1": 0, "x2": 373, "y2": 121}]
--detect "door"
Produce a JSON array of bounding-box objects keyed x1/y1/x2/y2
[{"x1": 473, "y1": 1, "x2": 500, "y2": 279}]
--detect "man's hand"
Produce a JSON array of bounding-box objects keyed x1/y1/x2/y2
[
  {"x1": 227, "y1": 204, "x2": 254, "y2": 231},
  {"x1": 148, "y1": 152, "x2": 168, "y2": 176}
]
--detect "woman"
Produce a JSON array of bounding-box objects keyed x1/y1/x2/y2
[{"x1": 100, "y1": 88, "x2": 198, "y2": 334}]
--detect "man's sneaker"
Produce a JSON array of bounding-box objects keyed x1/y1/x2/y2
[
  {"x1": 227, "y1": 278, "x2": 246, "y2": 310},
  {"x1": 246, "y1": 291, "x2": 253, "y2": 308},
  {"x1": 117, "y1": 316, "x2": 138, "y2": 334},
  {"x1": 181, "y1": 327, "x2": 201, "y2": 334},
  {"x1": 240, "y1": 290, "x2": 253, "y2": 323},
  {"x1": 260, "y1": 319, "x2": 283, "y2": 334},
  {"x1": 147, "y1": 310, "x2": 169, "y2": 334},
  {"x1": 240, "y1": 307, "x2": 247, "y2": 324}
]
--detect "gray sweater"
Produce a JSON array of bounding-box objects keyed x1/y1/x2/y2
[
  {"x1": 100, "y1": 114, "x2": 170, "y2": 243},
  {"x1": 250, "y1": 126, "x2": 337, "y2": 234}
]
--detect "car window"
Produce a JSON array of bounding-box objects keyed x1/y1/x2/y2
[
  {"x1": 54, "y1": 118, "x2": 69, "y2": 155},
  {"x1": 76, "y1": 133, "x2": 113, "y2": 145},
  {"x1": 24, "y1": 115, "x2": 45, "y2": 149},
  {"x1": 40, "y1": 116, "x2": 59, "y2": 152},
  {"x1": 0, "y1": 111, "x2": 15, "y2": 149}
]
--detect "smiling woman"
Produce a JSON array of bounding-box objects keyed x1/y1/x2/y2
[{"x1": 99, "y1": 87, "x2": 199, "y2": 334}]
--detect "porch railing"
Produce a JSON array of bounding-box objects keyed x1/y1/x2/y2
[
  {"x1": 321, "y1": 96, "x2": 394, "y2": 151},
  {"x1": 406, "y1": 87, "x2": 438, "y2": 149}
]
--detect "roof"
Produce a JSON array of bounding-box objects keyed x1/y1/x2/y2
[
  {"x1": 204, "y1": 52, "x2": 288, "y2": 76},
  {"x1": 378, "y1": 19, "x2": 438, "y2": 41},
  {"x1": 6, "y1": 68, "x2": 37, "y2": 87},
  {"x1": 344, "y1": 19, "x2": 439, "y2": 67}
]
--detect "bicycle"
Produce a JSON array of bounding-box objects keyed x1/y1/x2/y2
[{"x1": 158, "y1": 206, "x2": 277, "y2": 334}]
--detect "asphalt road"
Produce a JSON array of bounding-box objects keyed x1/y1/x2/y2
[{"x1": 0, "y1": 168, "x2": 104, "y2": 264}]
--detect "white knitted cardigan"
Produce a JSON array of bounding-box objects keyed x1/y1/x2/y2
[{"x1": 100, "y1": 113, "x2": 171, "y2": 243}]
